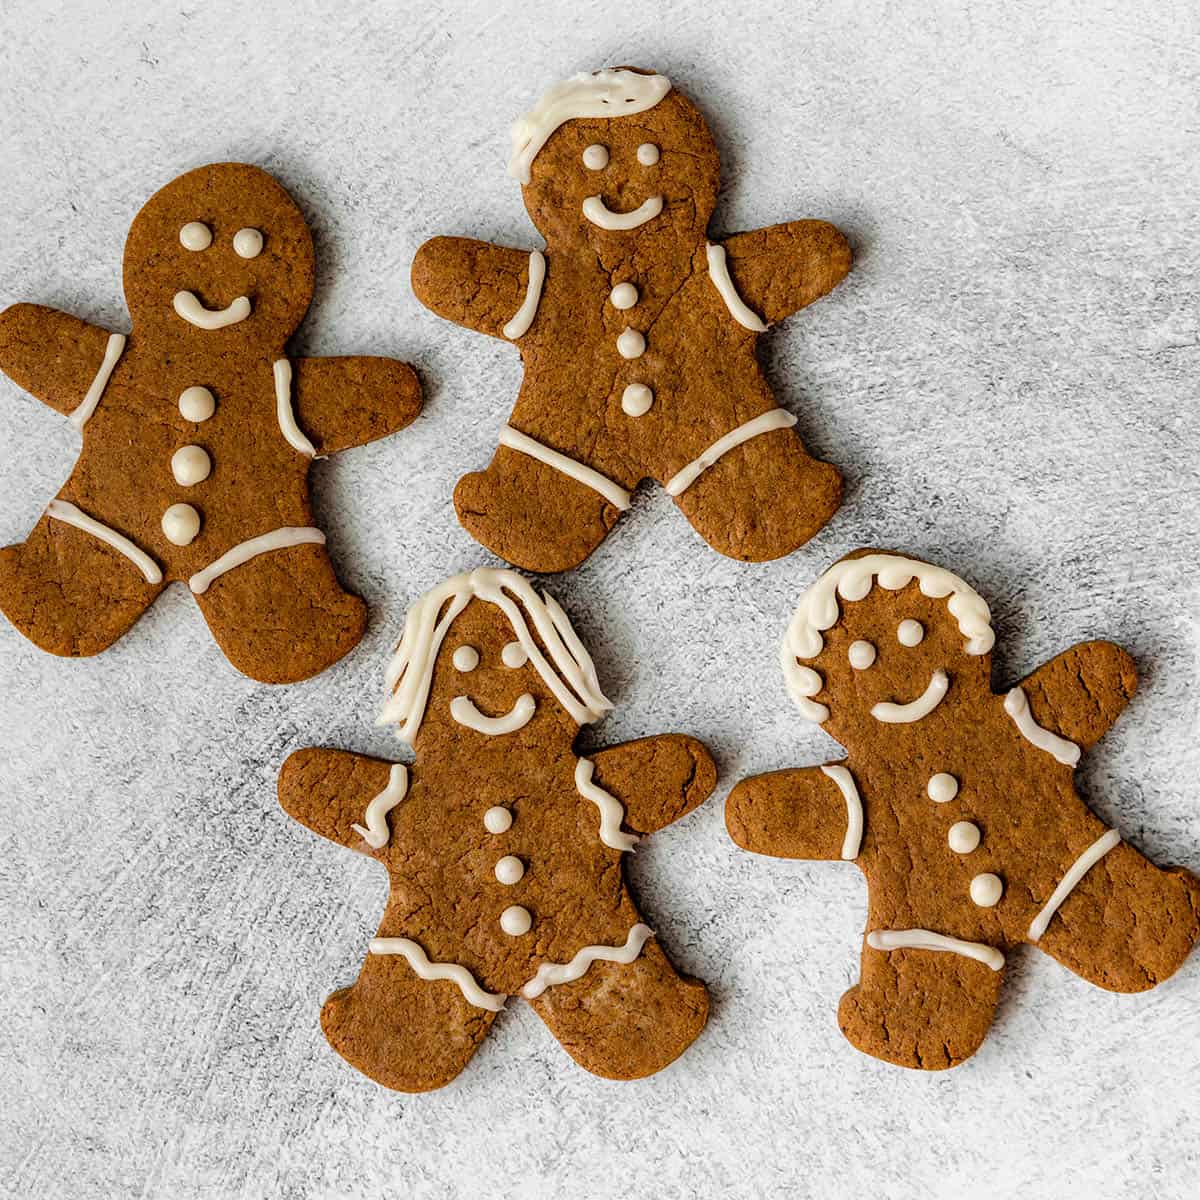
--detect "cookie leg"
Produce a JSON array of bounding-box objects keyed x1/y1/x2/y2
[
  {"x1": 192, "y1": 542, "x2": 364, "y2": 684},
  {"x1": 529, "y1": 939, "x2": 709, "y2": 1080},
  {"x1": 837, "y1": 937, "x2": 1004, "y2": 1070},
  {"x1": 0, "y1": 514, "x2": 161, "y2": 657},
  {"x1": 454, "y1": 444, "x2": 622, "y2": 573},
  {"x1": 1036, "y1": 842, "x2": 1200, "y2": 992},
  {"x1": 320, "y1": 955, "x2": 496, "y2": 1093},
  {"x1": 671, "y1": 426, "x2": 842, "y2": 561}
]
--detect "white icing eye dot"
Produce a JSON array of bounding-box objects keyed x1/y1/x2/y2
[
  {"x1": 501, "y1": 641, "x2": 528, "y2": 669},
  {"x1": 499, "y1": 905, "x2": 532, "y2": 936},
  {"x1": 637, "y1": 142, "x2": 660, "y2": 166},
  {"x1": 178, "y1": 385, "x2": 215, "y2": 422},
  {"x1": 494, "y1": 855, "x2": 524, "y2": 885},
  {"x1": 897, "y1": 619, "x2": 925, "y2": 647},
  {"x1": 927, "y1": 773, "x2": 959, "y2": 803},
  {"x1": 582, "y1": 144, "x2": 609, "y2": 170},
  {"x1": 452, "y1": 645, "x2": 479, "y2": 672},
  {"x1": 948, "y1": 821, "x2": 981, "y2": 854},
  {"x1": 233, "y1": 227, "x2": 263, "y2": 259},
  {"x1": 969, "y1": 873, "x2": 1004, "y2": 908},
  {"x1": 848, "y1": 640, "x2": 876, "y2": 670},
  {"x1": 483, "y1": 805, "x2": 512, "y2": 834},
  {"x1": 179, "y1": 222, "x2": 212, "y2": 251}
]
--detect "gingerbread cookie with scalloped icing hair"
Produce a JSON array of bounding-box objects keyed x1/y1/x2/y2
[
  {"x1": 278, "y1": 567, "x2": 714, "y2": 1091},
  {"x1": 411, "y1": 67, "x2": 850, "y2": 572},
  {"x1": 727, "y1": 549, "x2": 1200, "y2": 1070},
  {"x1": 0, "y1": 162, "x2": 422, "y2": 683}
]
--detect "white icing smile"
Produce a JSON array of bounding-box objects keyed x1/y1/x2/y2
[
  {"x1": 173, "y1": 289, "x2": 252, "y2": 330},
  {"x1": 581, "y1": 194, "x2": 663, "y2": 231},
  {"x1": 450, "y1": 693, "x2": 536, "y2": 736},
  {"x1": 870, "y1": 669, "x2": 949, "y2": 724}
]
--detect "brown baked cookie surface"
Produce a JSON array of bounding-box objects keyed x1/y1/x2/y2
[
  {"x1": 0, "y1": 163, "x2": 422, "y2": 682},
  {"x1": 411, "y1": 68, "x2": 849, "y2": 572},
  {"x1": 279, "y1": 567, "x2": 715, "y2": 1091},
  {"x1": 727, "y1": 549, "x2": 1200, "y2": 1070}
]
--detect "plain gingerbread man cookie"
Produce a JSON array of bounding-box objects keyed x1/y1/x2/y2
[
  {"x1": 727, "y1": 550, "x2": 1200, "y2": 1070},
  {"x1": 0, "y1": 162, "x2": 422, "y2": 683},
  {"x1": 412, "y1": 68, "x2": 850, "y2": 572},
  {"x1": 279, "y1": 567, "x2": 715, "y2": 1091}
]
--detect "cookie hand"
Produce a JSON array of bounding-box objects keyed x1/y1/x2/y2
[
  {"x1": 727, "y1": 764, "x2": 861, "y2": 861},
  {"x1": 290, "y1": 356, "x2": 422, "y2": 455},
  {"x1": 411, "y1": 236, "x2": 537, "y2": 340},
  {"x1": 587, "y1": 735, "x2": 717, "y2": 835}
]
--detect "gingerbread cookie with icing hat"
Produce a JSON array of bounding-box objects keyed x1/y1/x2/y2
[
  {"x1": 279, "y1": 567, "x2": 715, "y2": 1090},
  {"x1": 0, "y1": 163, "x2": 421, "y2": 683},
  {"x1": 412, "y1": 68, "x2": 850, "y2": 572},
  {"x1": 727, "y1": 550, "x2": 1200, "y2": 1070}
]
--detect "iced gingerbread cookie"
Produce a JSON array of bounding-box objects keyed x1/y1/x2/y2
[
  {"x1": 278, "y1": 567, "x2": 715, "y2": 1091},
  {"x1": 412, "y1": 68, "x2": 850, "y2": 572},
  {"x1": 0, "y1": 163, "x2": 422, "y2": 683},
  {"x1": 727, "y1": 550, "x2": 1200, "y2": 1070}
]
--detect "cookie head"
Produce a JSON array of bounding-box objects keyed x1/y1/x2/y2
[
  {"x1": 780, "y1": 553, "x2": 995, "y2": 741},
  {"x1": 508, "y1": 69, "x2": 719, "y2": 248},
  {"x1": 122, "y1": 163, "x2": 315, "y2": 345},
  {"x1": 378, "y1": 568, "x2": 612, "y2": 749}
]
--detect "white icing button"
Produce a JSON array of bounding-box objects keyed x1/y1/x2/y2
[
  {"x1": 927, "y1": 773, "x2": 959, "y2": 803},
  {"x1": 898, "y1": 619, "x2": 925, "y2": 647},
  {"x1": 970, "y1": 873, "x2": 1004, "y2": 908},
  {"x1": 483, "y1": 806, "x2": 512, "y2": 834},
  {"x1": 452, "y1": 645, "x2": 479, "y2": 672},
  {"x1": 637, "y1": 143, "x2": 660, "y2": 166},
  {"x1": 233, "y1": 227, "x2": 263, "y2": 259},
  {"x1": 501, "y1": 641, "x2": 527, "y2": 668},
  {"x1": 171, "y1": 445, "x2": 211, "y2": 486},
  {"x1": 617, "y1": 329, "x2": 645, "y2": 359},
  {"x1": 179, "y1": 221, "x2": 211, "y2": 251},
  {"x1": 161, "y1": 503, "x2": 200, "y2": 546},
  {"x1": 494, "y1": 856, "x2": 524, "y2": 885},
  {"x1": 499, "y1": 905, "x2": 532, "y2": 936},
  {"x1": 610, "y1": 282, "x2": 639, "y2": 310},
  {"x1": 848, "y1": 640, "x2": 876, "y2": 670},
  {"x1": 582, "y1": 144, "x2": 609, "y2": 170},
  {"x1": 948, "y1": 821, "x2": 982, "y2": 854},
  {"x1": 179, "y1": 386, "x2": 216, "y2": 422},
  {"x1": 621, "y1": 383, "x2": 653, "y2": 416}
]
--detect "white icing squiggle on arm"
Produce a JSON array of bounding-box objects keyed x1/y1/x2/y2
[
  {"x1": 522, "y1": 923, "x2": 654, "y2": 999},
  {"x1": 46, "y1": 499, "x2": 162, "y2": 584},
  {"x1": 820, "y1": 764, "x2": 862, "y2": 860},
  {"x1": 574, "y1": 759, "x2": 638, "y2": 852},
  {"x1": 1003, "y1": 686, "x2": 1081, "y2": 767},
  {"x1": 502, "y1": 250, "x2": 546, "y2": 340},
  {"x1": 369, "y1": 937, "x2": 506, "y2": 1012},
  {"x1": 351, "y1": 763, "x2": 409, "y2": 849},
  {"x1": 273, "y1": 359, "x2": 318, "y2": 457},
  {"x1": 1027, "y1": 828, "x2": 1121, "y2": 941},
  {"x1": 69, "y1": 333, "x2": 126, "y2": 431},
  {"x1": 867, "y1": 928, "x2": 1005, "y2": 972},
  {"x1": 706, "y1": 243, "x2": 768, "y2": 332},
  {"x1": 871, "y1": 669, "x2": 949, "y2": 724}
]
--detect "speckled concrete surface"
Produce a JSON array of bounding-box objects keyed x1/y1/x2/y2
[{"x1": 1, "y1": 2, "x2": 1199, "y2": 1197}]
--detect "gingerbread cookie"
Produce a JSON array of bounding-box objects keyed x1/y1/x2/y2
[
  {"x1": 0, "y1": 163, "x2": 422, "y2": 683},
  {"x1": 278, "y1": 567, "x2": 715, "y2": 1091},
  {"x1": 727, "y1": 550, "x2": 1200, "y2": 1070},
  {"x1": 412, "y1": 68, "x2": 850, "y2": 572}
]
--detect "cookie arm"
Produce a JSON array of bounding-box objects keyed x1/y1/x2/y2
[
  {"x1": 1013, "y1": 641, "x2": 1137, "y2": 751},
  {"x1": 0, "y1": 303, "x2": 120, "y2": 417},
  {"x1": 719, "y1": 221, "x2": 852, "y2": 324},
  {"x1": 587, "y1": 735, "x2": 717, "y2": 835},
  {"x1": 726, "y1": 765, "x2": 857, "y2": 860},
  {"x1": 290, "y1": 356, "x2": 422, "y2": 455},
  {"x1": 411, "y1": 236, "x2": 534, "y2": 340},
  {"x1": 278, "y1": 747, "x2": 407, "y2": 854}
]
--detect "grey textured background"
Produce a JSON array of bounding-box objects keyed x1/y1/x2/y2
[{"x1": 1, "y1": 1, "x2": 1198, "y2": 1197}]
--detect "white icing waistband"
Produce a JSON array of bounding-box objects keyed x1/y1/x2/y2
[
  {"x1": 1027, "y1": 828, "x2": 1121, "y2": 942},
  {"x1": 189, "y1": 526, "x2": 326, "y2": 595},
  {"x1": 46, "y1": 499, "x2": 162, "y2": 584},
  {"x1": 503, "y1": 251, "x2": 547, "y2": 340},
  {"x1": 369, "y1": 937, "x2": 507, "y2": 1012},
  {"x1": 866, "y1": 928, "x2": 1005, "y2": 972},
  {"x1": 706, "y1": 243, "x2": 768, "y2": 332},
  {"x1": 820, "y1": 764, "x2": 863, "y2": 860},
  {"x1": 522, "y1": 923, "x2": 654, "y2": 1000},
  {"x1": 273, "y1": 358, "x2": 318, "y2": 457},
  {"x1": 499, "y1": 425, "x2": 632, "y2": 510},
  {"x1": 69, "y1": 332, "x2": 126, "y2": 431},
  {"x1": 574, "y1": 758, "x2": 639, "y2": 852},
  {"x1": 1003, "y1": 686, "x2": 1081, "y2": 768},
  {"x1": 351, "y1": 763, "x2": 409, "y2": 849},
  {"x1": 664, "y1": 409, "x2": 797, "y2": 497}
]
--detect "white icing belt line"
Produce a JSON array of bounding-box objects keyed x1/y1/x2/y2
[
  {"x1": 706, "y1": 243, "x2": 768, "y2": 332},
  {"x1": 369, "y1": 937, "x2": 506, "y2": 1012},
  {"x1": 664, "y1": 410, "x2": 797, "y2": 497},
  {"x1": 352, "y1": 763, "x2": 408, "y2": 849},
  {"x1": 502, "y1": 250, "x2": 546, "y2": 340},
  {"x1": 69, "y1": 333, "x2": 126, "y2": 431},
  {"x1": 499, "y1": 425, "x2": 632, "y2": 511},
  {"x1": 522, "y1": 923, "x2": 654, "y2": 1000},
  {"x1": 189, "y1": 527, "x2": 326, "y2": 594},
  {"x1": 273, "y1": 359, "x2": 318, "y2": 457},
  {"x1": 1028, "y1": 829, "x2": 1122, "y2": 942},
  {"x1": 574, "y1": 758, "x2": 639, "y2": 852},
  {"x1": 1004, "y1": 686, "x2": 1081, "y2": 768},
  {"x1": 45, "y1": 500, "x2": 162, "y2": 584},
  {"x1": 820, "y1": 764, "x2": 862, "y2": 860},
  {"x1": 867, "y1": 928, "x2": 1005, "y2": 972}
]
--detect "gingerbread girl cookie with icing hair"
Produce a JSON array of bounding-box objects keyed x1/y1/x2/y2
[
  {"x1": 412, "y1": 68, "x2": 851, "y2": 572},
  {"x1": 279, "y1": 567, "x2": 714, "y2": 1091},
  {"x1": 0, "y1": 163, "x2": 421, "y2": 683},
  {"x1": 727, "y1": 550, "x2": 1200, "y2": 1070}
]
